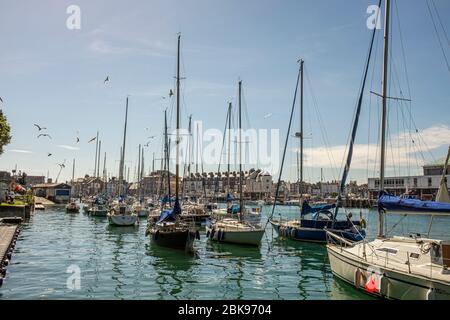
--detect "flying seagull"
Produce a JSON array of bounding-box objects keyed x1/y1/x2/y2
[
  {"x1": 37, "y1": 133, "x2": 52, "y2": 139},
  {"x1": 76, "y1": 137, "x2": 80, "y2": 143},
  {"x1": 47, "y1": 153, "x2": 52, "y2": 157},
  {"x1": 104, "y1": 76, "x2": 109, "y2": 84},
  {"x1": 88, "y1": 137, "x2": 97, "y2": 143},
  {"x1": 169, "y1": 89, "x2": 174, "y2": 97},
  {"x1": 0, "y1": 96, "x2": 3, "y2": 103},
  {"x1": 34, "y1": 124, "x2": 47, "y2": 131}
]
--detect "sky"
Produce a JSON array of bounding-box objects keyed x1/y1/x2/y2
[{"x1": 0, "y1": 0, "x2": 449, "y2": 184}]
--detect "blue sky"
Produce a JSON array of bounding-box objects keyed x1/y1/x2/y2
[{"x1": 1, "y1": 0, "x2": 449, "y2": 184}]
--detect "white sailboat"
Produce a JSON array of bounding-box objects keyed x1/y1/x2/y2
[
  {"x1": 206, "y1": 81, "x2": 265, "y2": 246},
  {"x1": 108, "y1": 96, "x2": 138, "y2": 227},
  {"x1": 326, "y1": 0, "x2": 450, "y2": 300}
]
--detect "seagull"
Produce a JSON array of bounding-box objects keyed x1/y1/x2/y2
[
  {"x1": 34, "y1": 124, "x2": 47, "y2": 131},
  {"x1": 47, "y1": 153, "x2": 52, "y2": 157},
  {"x1": 0, "y1": 96, "x2": 3, "y2": 103},
  {"x1": 88, "y1": 137, "x2": 97, "y2": 143},
  {"x1": 104, "y1": 76, "x2": 109, "y2": 84},
  {"x1": 37, "y1": 133, "x2": 52, "y2": 139},
  {"x1": 169, "y1": 89, "x2": 174, "y2": 97},
  {"x1": 57, "y1": 163, "x2": 66, "y2": 169},
  {"x1": 76, "y1": 137, "x2": 80, "y2": 143},
  {"x1": 264, "y1": 113, "x2": 273, "y2": 119}
]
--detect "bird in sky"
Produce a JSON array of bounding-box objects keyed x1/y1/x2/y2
[
  {"x1": 104, "y1": 76, "x2": 109, "y2": 84},
  {"x1": 0, "y1": 96, "x2": 3, "y2": 103},
  {"x1": 88, "y1": 137, "x2": 97, "y2": 143},
  {"x1": 34, "y1": 124, "x2": 47, "y2": 131},
  {"x1": 169, "y1": 89, "x2": 174, "y2": 97},
  {"x1": 57, "y1": 163, "x2": 65, "y2": 169},
  {"x1": 37, "y1": 133, "x2": 52, "y2": 139},
  {"x1": 47, "y1": 153, "x2": 52, "y2": 157}
]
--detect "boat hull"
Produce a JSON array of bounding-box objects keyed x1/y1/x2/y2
[
  {"x1": 270, "y1": 219, "x2": 365, "y2": 243},
  {"x1": 108, "y1": 214, "x2": 138, "y2": 226},
  {"x1": 89, "y1": 209, "x2": 108, "y2": 217},
  {"x1": 327, "y1": 244, "x2": 450, "y2": 300},
  {"x1": 150, "y1": 229, "x2": 196, "y2": 252},
  {"x1": 206, "y1": 225, "x2": 264, "y2": 246}
]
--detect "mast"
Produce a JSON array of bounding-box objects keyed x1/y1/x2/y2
[
  {"x1": 72, "y1": 158, "x2": 75, "y2": 183},
  {"x1": 94, "y1": 131, "x2": 99, "y2": 177},
  {"x1": 137, "y1": 144, "x2": 141, "y2": 197},
  {"x1": 227, "y1": 102, "x2": 232, "y2": 196},
  {"x1": 378, "y1": 0, "x2": 390, "y2": 238},
  {"x1": 97, "y1": 140, "x2": 102, "y2": 178},
  {"x1": 175, "y1": 34, "x2": 181, "y2": 202},
  {"x1": 164, "y1": 109, "x2": 171, "y2": 199},
  {"x1": 299, "y1": 59, "x2": 304, "y2": 198},
  {"x1": 119, "y1": 97, "x2": 129, "y2": 197},
  {"x1": 238, "y1": 80, "x2": 244, "y2": 220}
]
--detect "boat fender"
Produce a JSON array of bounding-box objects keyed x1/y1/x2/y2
[
  {"x1": 210, "y1": 228, "x2": 215, "y2": 239},
  {"x1": 354, "y1": 268, "x2": 362, "y2": 288},
  {"x1": 195, "y1": 230, "x2": 200, "y2": 240},
  {"x1": 220, "y1": 230, "x2": 225, "y2": 241},
  {"x1": 3, "y1": 259, "x2": 8, "y2": 266},
  {"x1": 217, "y1": 229, "x2": 222, "y2": 241},
  {"x1": 426, "y1": 288, "x2": 436, "y2": 301},
  {"x1": 154, "y1": 230, "x2": 159, "y2": 241},
  {"x1": 206, "y1": 230, "x2": 210, "y2": 238},
  {"x1": 0, "y1": 268, "x2": 5, "y2": 277},
  {"x1": 360, "y1": 218, "x2": 367, "y2": 229},
  {"x1": 0, "y1": 277, "x2": 3, "y2": 287}
]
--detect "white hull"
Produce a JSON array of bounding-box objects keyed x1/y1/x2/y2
[
  {"x1": 327, "y1": 242, "x2": 450, "y2": 300},
  {"x1": 206, "y1": 220, "x2": 264, "y2": 246},
  {"x1": 108, "y1": 214, "x2": 138, "y2": 226}
]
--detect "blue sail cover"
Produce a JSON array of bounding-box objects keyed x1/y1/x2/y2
[
  {"x1": 156, "y1": 209, "x2": 177, "y2": 224},
  {"x1": 229, "y1": 204, "x2": 240, "y2": 214},
  {"x1": 301, "y1": 201, "x2": 336, "y2": 216},
  {"x1": 225, "y1": 193, "x2": 234, "y2": 202},
  {"x1": 378, "y1": 191, "x2": 450, "y2": 213}
]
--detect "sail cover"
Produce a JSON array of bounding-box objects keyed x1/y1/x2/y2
[
  {"x1": 301, "y1": 201, "x2": 336, "y2": 216},
  {"x1": 379, "y1": 191, "x2": 450, "y2": 213}
]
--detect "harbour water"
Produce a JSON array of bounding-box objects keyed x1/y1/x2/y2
[{"x1": 1, "y1": 205, "x2": 449, "y2": 300}]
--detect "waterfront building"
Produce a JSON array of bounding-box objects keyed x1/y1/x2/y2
[
  {"x1": 368, "y1": 163, "x2": 450, "y2": 200},
  {"x1": 71, "y1": 176, "x2": 105, "y2": 197},
  {"x1": 32, "y1": 183, "x2": 72, "y2": 203}
]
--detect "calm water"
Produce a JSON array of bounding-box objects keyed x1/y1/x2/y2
[{"x1": 1, "y1": 205, "x2": 449, "y2": 300}]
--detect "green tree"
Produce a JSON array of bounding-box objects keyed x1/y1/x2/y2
[{"x1": 0, "y1": 109, "x2": 12, "y2": 155}]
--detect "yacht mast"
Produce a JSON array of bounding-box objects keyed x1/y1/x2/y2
[
  {"x1": 119, "y1": 97, "x2": 129, "y2": 197},
  {"x1": 227, "y1": 102, "x2": 232, "y2": 195},
  {"x1": 378, "y1": 0, "x2": 390, "y2": 238},
  {"x1": 299, "y1": 59, "x2": 304, "y2": 198},
  {"x1": 238, "y1": 81, "x2": 244, "y2": 221},
  {"x1": 175, "y1": 34, "x2": 181, "y2": 202}
]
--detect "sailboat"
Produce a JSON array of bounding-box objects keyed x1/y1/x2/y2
[
  {"x1": 210, "y1": 102, "x2": 261, "y2": 225},
  {"x1": 269, "y1": 60, "x2": 365, "y2": 243},
  {"x1": 205, "y1": 80, "x2": 265, "y2": 246},
  {"x1": 107, "y1": 96, "x2": 138, "y2": 226},
  {"x1": 379, "y1": 146, "x2": 450, "y2": 214},
  {"x1": 326, "y1": 0, "x2": 450, "y2": 299},
  {"x1": 146, "y1": 34, "x2": 198, "y2": 252}
]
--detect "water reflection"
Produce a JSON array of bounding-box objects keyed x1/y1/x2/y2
[{"x1": 145, "y1": 243, "x2": 196, "y2": 299}]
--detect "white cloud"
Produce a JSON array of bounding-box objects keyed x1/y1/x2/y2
[
  {"x1": 293, "y1": 125, "x2": 450, "y2": 170},
  {"x1": 57, "y1": 145, "x2": 80, "y2": 151},
  {"x1": 8, "y1": 149, "x2": 33, "y2": 154}
]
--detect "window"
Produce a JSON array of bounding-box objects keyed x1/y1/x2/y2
[
  {"x1": 413, "y1": 178, "x2": 418, "y2": 187},
  {"x1": 428, "y1": 177, "x2": 432, "y2": 187}
]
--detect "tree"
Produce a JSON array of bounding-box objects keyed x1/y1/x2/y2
[{"x1": 0, "y1": 109, "x2": 11, "y2": 155}]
